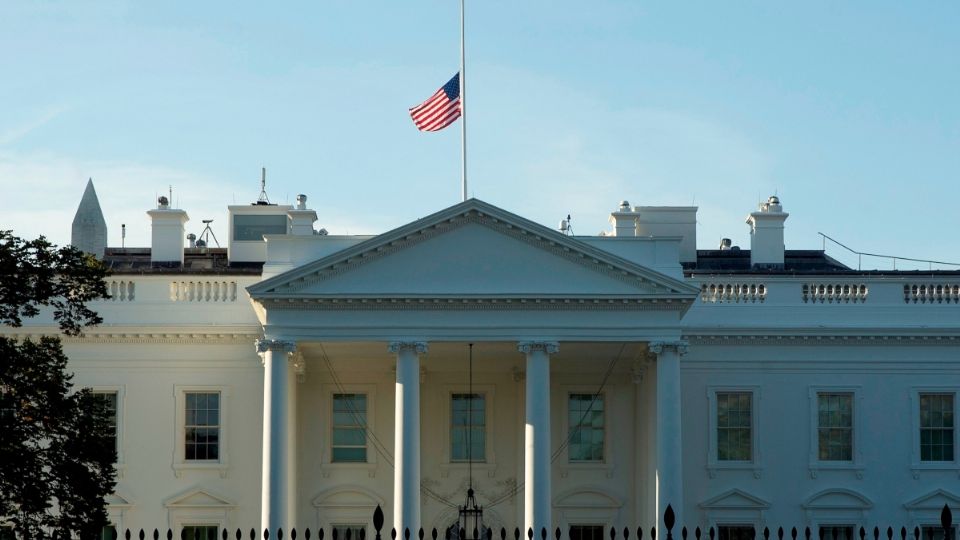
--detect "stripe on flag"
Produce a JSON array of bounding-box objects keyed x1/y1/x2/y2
[{"x1": 409, "y1": 73, "x2": 461, "y2": 132}]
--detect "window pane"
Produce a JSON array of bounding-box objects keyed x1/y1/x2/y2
[
  {"x1": 717, "y1": 392, "x2": 752, "y2": 461},
  {"x1": 332, "y1": 393, "x2": 367, "y2": 463},
  {"x1": 451, "y1": 394, "x2": 485, "y2": 461},
  {"x1": 185, "y1": 392, "x2": 220, "y2": 462},
  {"x1": 233, "y1": 214, "x2": 288, "y2": 241},
  {"x1": 920, "y1": 393, "x2": 955, "y2": 462},
  {"x1": 568, "y1": 394, "x2": 604, "y2": 463}
]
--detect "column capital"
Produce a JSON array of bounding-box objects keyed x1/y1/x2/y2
[
  {"x1": 388, "y1": 341, "x2": 429, "y2": 355},
  {"x1": 648, "y1": 340, "x2": 689, "y2": 356},
  {"x1": 517, "y1": 341, "x2": 559, "y2": 355},
  {"x1": 256, "y1": 338, "x2": 297, "y2": 355}
]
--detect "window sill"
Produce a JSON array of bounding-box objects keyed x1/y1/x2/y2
[
  {"x1": 808, "y1": 462, "x2": 864, "y2": 479},
  {"x1": 706, "y1": 462, "x2": 763, "y2": 479},
  {"x1": 322, "y1": 461, "x2": 378, "y2": 478},
  {"x1": 559, "y1": 461, "x2": 614, "y2": 479},
  {"x1": 173, "y1": 462, "x2": 229, "y2": 478},
  {"x1": 440, "y1": 462, "x2": 497, "y2": 478},
  {"x1": 910, "y1": 463, "x2": 960, "y2": 478}
]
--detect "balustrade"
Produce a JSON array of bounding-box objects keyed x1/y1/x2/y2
[
  {"x1": 904, "y1": 284, "x2": 960, "y2": 304},
  {"x1": 700, "y1": 282, "x2": 766, "y2": 304},
  {"x1": 169, "y1": 280, "x2": 238, "y2": 302}
]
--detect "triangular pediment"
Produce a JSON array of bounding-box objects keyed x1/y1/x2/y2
[
  {"x1": 163, "y1": 487, "x2": 236, "y2": 508},
  {"x1": 700, "y1": 488, "x2": 770, "y2": 510},
  {"x1": 802, "y1": 489, "x2": 872, "y2": 510},
  {"x1": 904, "y1": 489, "x2": 960, "y2": 510},
  {"x1": 249, "y1": 199, "x2": 698, "y2": 304},
  {"x1": 105, "y1": 490, "x2": 134, "y2": 508}
]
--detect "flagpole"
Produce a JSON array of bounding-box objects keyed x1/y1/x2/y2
[{"x1": 460, "y1": 0, "x2": 467, "y2": 202}]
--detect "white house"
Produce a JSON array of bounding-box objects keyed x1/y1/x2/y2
[{"x1": 5, "y1": 182, "x2": 958, "y2": 540}]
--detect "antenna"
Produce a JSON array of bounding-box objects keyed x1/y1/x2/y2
[
  {"x1": 121, "y1": 224, "x2": 126, "y2": 248},
  {"x1": 169, "y1": 185, "x2": 173, "y2": 207},
  {"x1": 257, "y1": 167, "x2": 270, "y2": 204}
]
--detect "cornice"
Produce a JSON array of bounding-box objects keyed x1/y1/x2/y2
[
  {"x1": 0, "y1": 331, "x2": 261, "y2": 345},
  {"x1": 687, "y1": 334, "x2": 960, "y2": 346},
  {"x1": 259, "y1": 296, "x2": 691, "y2": 311}
]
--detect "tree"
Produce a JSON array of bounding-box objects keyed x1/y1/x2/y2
[{"x1": 0, "y1": 231, "x2": 115, "y2": 539}]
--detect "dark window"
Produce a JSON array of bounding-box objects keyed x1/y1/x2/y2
[
  {"x1": 817, "y1": 393, "x2": 853, "y2": 461},
  {"x1": 921, "y1": 526, "x2": 957, "y2": 540},
  {"x1": 717, "y1": 392, "x2": 752, "y2": 461},
  {"x1": 101, "y1": 525, "x2": 117, "y2": 540},
  {"x1": 570, "y1": 525, "x2": 605, "y2": 540},
  {"x1": 233, "y1": 214, "x2": 287, "y2": 241},
  {"x1": 182, "y1": 525, "x2": 218, "y2": 540},
  {"x1": 333, "y1": 525, "x2": 366, "y2": 540},
  {"x1": 332, "y1": 394, "x2": 367, "y2": 462},
  {"x1": 185, "y1": 392, "x2": 220, "y2": 461},
  {"x1": 819, "y1": 526, "x2": 854, "y2": 540},
  {"x1": 94, "y1": 391, "x2": 118, "y2": 458},
  {"x1": 568, "y1": 393, "x2": 604, "y2": 462},
  {"x1": 718, "y1": 526, "x2": 755, "y2": 540},
  {"x1": 451, "y1": 393, "x2": 485, "y2": 461},
  {"x1": 920, "y1": 393, "x2": 955, "y2": 462}
]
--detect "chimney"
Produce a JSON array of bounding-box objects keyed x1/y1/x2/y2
[
  {"x1": 608, "y1": 200, "x2": 639, "y2": 237},
  {"x1": 746, "y1": 195, "x2": 788, "y2": 268},
  {"x1": 635, "y1": 206, "x2": 698, "y2": 263},
  {"x1": 288, "y1": 194, "x2": 318, "y2": 236},
  {"x1": 147, "y1": 196, "x2": 189, "y2": 266}
]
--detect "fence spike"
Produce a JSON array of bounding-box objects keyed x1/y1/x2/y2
[
  {"x1": 346, "y1": 528, "x2": 352, "y2": 540},
  {"x1": 528, "y1": 529, "x2": 533, "y2": 540},
  {"x1": 695, "y1": 527, "x2": 701, "y2": 540},
  {"x1": 223, "y1": 529, "x2": 229, "y2": 540},
  {"x1": 319, "y1": 530, "x2": 325, "y2": 540},
  {"x1": 681, "y1": 527, "x2": 687, "y2": 540},
  {"x1": 418, "y1": 529, "x2": 424, "y2": 540},
  {"x1": 804, "y1": 527, "x2": 810, "y2": 540},
  {"x1": 140, "y1": 530, "x2": 146, "y2": 540},
  {"x1": 515, "y1": 528, "x2": 521, "y2": 540},
  {"x1": 405, "y1": 528, "x2": 411, "y2": 540},
  {"x1": 558, "y1": 529, "x2": 563, "y2": 540},
  {"x1": 873, "y1": 527, "x2": 879, "y2": 540},
  {"x1": 306, "y1": 530, "x2": 312, "y2": 540},
  {"x1": 280, "y1": 527, "x2": 285, "y2": 540},
  {"x1": 293, "y1": 528, "x2": 298, "y2": 540},
  {"x1": 392, "y1": 529, "x2": 397, "y2": 540},
  {"x1": 251, "y1": 528, "x2": 257, "y2": 540},
  {"x1": 778, "y1": 528, "x2": 784, "y2": 540},
  {"x1": 651, "y1": 527, "x2": 656, "y2": 540},
  {"x1": 265, "y1": 528, "x2": 270, "y2": 540},
  {"x1": 155, "y1": 529, "x2": 161, "y2": 540},
  {"x1": 709, "y1": 527, "x2": 715, "y2": 540},
  {"x1": 502, "y1": 529, "x2": 507, "y2": 540},
  {"x1": 913, "y1": 527, "x2": 919, "y2": 540},
  {"x1": 942, "y1": 504, "x2": 953, "y2": 531},
  {"x1": 764, "y1": 528, "x2": 770, "y2": 540},
  {"x1": 334, "y1": 528, "x2": 340, "y2": 540},
  {"x1": 432, "y1": 528, "x2": 438, "y2": 540},
  {"x1": 859, "y1": 527, "x2": 865, "y2": 540},
  {"x1": 664, "y1": 505, "x2": 676, "y2": 535},
  {"x1": 374, "y1": 506, "x2": 385, "y2": 539},
  {"x1": 791, "y1": 528, "x2": 797, "y2": 540},
  {"x1": 126, "y1": 529, "x2": 132, "y2": 540},
  {"x1": 626, "y1": 528, "x2": 631, "y2": 540},
  {"x1": 611, "y1": 527, "x2": 617, "y2": 540},
  {"x1": 885, "y1": 528, "x2": 892, "y2": 540},
  {"x1": 899, "y1": 528, "x2": 906, "y2": 540},
  {"x1": 489, "y1": 530, "x2": 494, "y2": 540},
  {"x1": 542, "y1": 528, "x2": 548, "y2": 540},
  {"x1": 168, "y1": 529, "x2": 174, "y2": 540}
]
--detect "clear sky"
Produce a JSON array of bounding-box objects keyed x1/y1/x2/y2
[{"x1": 2, "y1": 1, "x2": 958, "y2": 270}]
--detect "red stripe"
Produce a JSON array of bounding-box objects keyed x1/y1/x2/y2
[
  {"x1": 408, "y1": 89, "x2": 444, "y2": 115},
  {"x1": 421, "y1": 107, "x2": 461, "y2": 131},
  {"x1": 414, "y1": 98, "x2": 459, "y2": 129},
  {"x1": 411, "y1": 95, "x2": 452, "y2": 123}
]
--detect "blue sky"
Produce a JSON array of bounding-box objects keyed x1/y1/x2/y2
[{"x1": 2, "y1": 1, "x2": 958, "y2": 269}]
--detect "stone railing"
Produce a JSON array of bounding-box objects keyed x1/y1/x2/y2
[
  {"x1": 105, "y1": 280, "x2": 136, "y2": 302},
  {"x1": 904, "y1": 284, "x2": 960, "y2": 304},
  {"x1": 169, "y1": 280, "x2": 238, "y2": 302},
  {"x1": 802, "y1": 283, "x2": 869, "y2": 304},
  {"x1": 700, "y1": 282, "x2": 766, "y2": 303}
]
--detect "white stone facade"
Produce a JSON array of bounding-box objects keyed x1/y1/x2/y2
[{"x1": 8, "y1": 193, "x2": 960, "y2": 537}]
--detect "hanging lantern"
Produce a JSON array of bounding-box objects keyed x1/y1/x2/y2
[{"x1": 458, "y1": 487, "x2": 483, "y2": 540}]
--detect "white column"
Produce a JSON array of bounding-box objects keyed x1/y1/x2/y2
[
  {"x1": 518, "y1": 341, "x2": 558, "y2": 535},
  {"x1": 256, "y1": 338, "x2": 297, "y2": 536},
  {"x1": 389, "y1": 341, "x2": 428, "y2": 533},
  {"x1": 650, "y1": 340, "x2": 688, "y2": 533}
]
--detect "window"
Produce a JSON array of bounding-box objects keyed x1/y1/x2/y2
[
  {"x1": 93, "y1": 391, "x2": 118, "y2": 457},
  {"x1": 920, "y1": 393, "x2": 955, "y2": 462},
  {"x1": 921, "y1": 526, "x2": 958, "y2": 540},
  {"x1": 333, "y1": 524, "x2": 366, "y2": 540},
  {"x1": 819, "y1": 526, "x2": 854, "y2": 540},
  {"x1": 185, "y1": 392, "x2": 220, "y2": 461},
  {"x1": 451, "y1": 393, "x2": 485, "y2": 462},
  {"x1": 818, "y1": 393, "x2": 853, "y2": 461},
  {"x1": 101, "y1": 525, "x2": 117, "y2": 540},
  {"x1": 182, "y1": 525, "x2": 218, "y2": 540},
  {"x1": 333, "y1": 394, "x2": 367, "y2": 462},
  {"x1": 717, "y1": 392, "x2": 752, "y2": 461},
  {"x1": 569, "y1": 525, "x2": 605, "y2": 540},
  {"x1": 568, "y1": 393, "x2": 604, "y2": 462},
  {"x1": 717, "y1": 526, "x2": 755, "y2": 540},
  {"x1": 233, "y1": 214, "x2": 287, "y2": 241}
]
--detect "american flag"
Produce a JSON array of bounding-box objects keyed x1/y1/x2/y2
[{"x1": 409, "y1": 73, "x2": 461, "y2": 132}]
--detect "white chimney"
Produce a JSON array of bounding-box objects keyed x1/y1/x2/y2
[
  {"x1": 288, "y1": 194, "x2": 318, "y2": 236},
  {"x1": 635, "y1": 206, "x2": 698, "y2": 263},
  {"x1": 746, "y1": 195, "x2": 788, "y2": 267},
  {"x1": 148, "y1": 196, "x2": 189, "y2": 265},
  {"x1": 608, "y1": 200, "x2": 639, "y2": 237}
]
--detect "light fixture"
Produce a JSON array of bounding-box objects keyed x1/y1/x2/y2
[{"x1": 457, "y1": 343, "x2": 484, "y2": 540}]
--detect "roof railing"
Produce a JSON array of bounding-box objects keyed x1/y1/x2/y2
[{"x1": 819, "y1": 232, "x2": 960, "y2": 271}]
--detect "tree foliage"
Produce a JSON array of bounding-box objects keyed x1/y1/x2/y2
[{"x1": 0, "y1": 231, "x2": 115, "y2": 539}]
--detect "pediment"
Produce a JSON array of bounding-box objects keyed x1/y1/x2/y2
[
  {"x1": 554, "y1": 487, "x2": 622, "y2": 509},
  {"x1": 163, "y1": 487, "x2": 236, "y2": 508},
  {"x1": 802, "y1": 489, "x2": 872, "y2": 510},
  {"x1": 312, "y1": 486, "x2": 384, "y2": 509},
  {"x1": 106, "y1": 490, "x2": 134, "y2": 508},
  {"x1": 249, "y1": 199, "x2": 698, "y2": 304},
  {"x1": 700, "y1": 488, "x2": 770, "y2": 510},
  {"x1": 904, "y1": 489, "x2": 960, "y2": 510}
]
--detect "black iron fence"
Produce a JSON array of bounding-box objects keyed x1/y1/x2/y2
[{"x1": 7, "y1": 505, "x2": 954, "y2": 540}]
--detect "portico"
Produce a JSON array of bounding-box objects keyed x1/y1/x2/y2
[{"x1": 247, "y1": 199, "x2": 699, "y2": 534}]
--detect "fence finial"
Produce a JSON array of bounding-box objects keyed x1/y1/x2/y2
[{"x1": 942, "y1": 504, "x2": 953, "y2": 531}]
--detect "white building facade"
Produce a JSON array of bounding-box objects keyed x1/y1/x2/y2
[{"x1": 6, "y1": 188, "x2": 959, "y2": 539}]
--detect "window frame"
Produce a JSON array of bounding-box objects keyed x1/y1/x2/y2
[
  {"x1": 808, "y1": 386, "x2": 863, "y2": 476},
  {"x1": 90, "y1": 385, "x2": 126, "y2": 474},
  {"x1": 566, "y1": 391, "x2": 606, "y2": 464},
  {"x1": 707, "y1": 386, "x2": 762, "y2": 476},
  {"x1": 173, "y1": 385, "x2": 230, "y2": 477},
  {"x1": 332, "y1": 393, "x2": 370, "y2": 464},
  {"x1": 439, "y1": 384, "x2": 496, "y2": 478},
  {"x1": 323, "y1": 384, "x2": 377, "y2": 473},
  {"x1": 180, "y1": 525, "x2": 220, "y2": 540},
  {"x1": 450, "y1": 392, "x2": 487, "y2": 463},
  {"x1": 910, "y1": 388, "x2": 959, "y2": 473}
]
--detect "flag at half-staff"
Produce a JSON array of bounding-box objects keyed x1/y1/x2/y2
[{"x1": 409, "y1": 73, "x2": 462, "y2": 132}]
